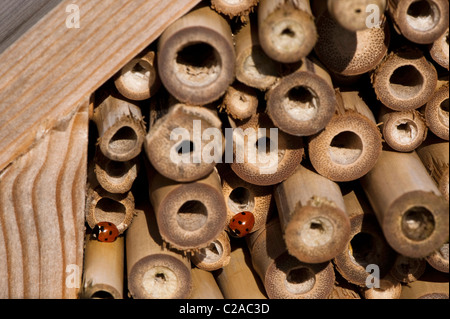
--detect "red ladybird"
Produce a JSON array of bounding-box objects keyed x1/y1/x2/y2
[
  {"x1": 229, "y1": 211, "x2": 255, "y2": 238},
  {"x1": 93, "y1": 222, "x2": 119, "y2": 242}
]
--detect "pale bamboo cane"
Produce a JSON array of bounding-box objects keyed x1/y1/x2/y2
[
  {"x1": 191, "y1": 231, "x2": 231, "y2": 271},
  {"x1": 190, "y1": 267, "x2": 224, "y2": 299},
  {"x1": 429, "y1": 28, "x2": 449, "y2": 70},
  {"x1": 211, "y1": 0, "x2": 259, "y2": 17},
  {"x1": 424, "y1": 80, "x2": 449, "y2": 141}
]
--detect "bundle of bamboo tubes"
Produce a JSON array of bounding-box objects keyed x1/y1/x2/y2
[{"x1": 81, "y1": 0, "x2": 449, "y2": 300}]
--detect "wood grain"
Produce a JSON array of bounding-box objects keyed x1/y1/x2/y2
[{"x1": 0, "y1": 0, "x2": 201, "y2": 172}]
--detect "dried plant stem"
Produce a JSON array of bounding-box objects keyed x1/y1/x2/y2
[
  {"x1": 190, "y1": 268, "x2": 224, "y2": 299},
  {"x1": 191, "y1": 231, "x2": 231, "y2": 271}
]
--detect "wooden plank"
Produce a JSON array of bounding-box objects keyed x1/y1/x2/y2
[{"x1": 0, "y1": 0, "x2": 201, "y2": 172}]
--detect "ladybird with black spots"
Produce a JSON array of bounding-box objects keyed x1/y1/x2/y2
[
  {"x1": 93, "y1": 222, "x2": 119, "y2": 242},
  {"x1": 228, "y1": 211, "x2": 255, "y2": 238}
]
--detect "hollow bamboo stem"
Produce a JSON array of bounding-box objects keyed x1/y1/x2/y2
[
  {"x1": 426, "y1": 242, "x2": 449, "y2": 273},
  {"x1": 211, "y1": 0, "x2": 259, "y2": 17},
  {"x1": 191, "y1": 231, "x2": 231, "y2": 271},
  {"x1": 424, "y1": 80, "x2": 449, "y2": 141},
  {"x1": 220, "y1": 82, "x2": 258, "y2": 121},
  {"x1": 389, "y1": 254, "x2": 427, "y2": 283},
  {"x1": 399, "y1": 267, "x2": 449, "y2": 299},
  {"x1": 361, "y1": 274, "x2": 402, "y2": 299},
  {"x1": 430, "y1": 28, "x2": 449, "y2": 70},
  {"x1": 190, "y1": 267, "x2": 224, "y2": 299}
]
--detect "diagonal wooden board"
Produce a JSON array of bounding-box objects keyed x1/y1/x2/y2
[{"x1": 0, "y1": 0, "x2": 201, "y2": 172}]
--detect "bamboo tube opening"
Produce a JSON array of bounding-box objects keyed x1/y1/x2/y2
[
  {"x1": 284, "y1": 267, "x2": 316, "y2": 294},
  {"x1": 401, "y1": 206, "x2": 435, "y2": 241},
  {"x1": 389, "y1": 65, "x2": 424, "y2": 100},
  {"x1": 227, "y1": 186, "x2": 255, "y2": 213},
  {"x1": 300, "y1": 217, "x2": 334, "y2": 248},
  {"x1": 406, "y1": 0, "x2": 440, "y2": 32},
  {"x1": 95, "y1": 198, "x2": 126, "y2": 227},
  {"x1": 242, "y1": 47, "x2": 279, "y2": 85},
  {"x1": 141, "y1": 266, "x2": 179, "y2": 299},
  {"x1": 329, "y1": 131, "x2": 363, "y2": 165},
  {"x1": 390, "y1": 255, "x2": 426, "y2": 283},
  {"x1": 195, "y1": 241, "x2": 224, "y2": 264},
  {"x1": 176, "y1": 140, "x2": 195, "y2": 155},
  {"x1": 105, "y1": 160, "x2": 128, "y2": 178},
  {"x1": 90, "y1": 290, "x2": 115, "y2": 299},
  {"x1": 350, "y1": 232, "x2": 375, "y2": 266},
  {"x1": 283, "y1": 86, "x2": 319, "y2": 122},
  {"x1": 108, "y1": 126, "x2": 139, "y2": 157},
  {"x1": 430, "y1": 29, "x2": 449, "y2": 69},
  {"x1": 440, "y1": 98, "x2": 449, "y2": 124},
  {"x1": 176, "y1": 200, "x2": 208, "y2": 232},
  {"x1": 425, "y1": 84, "x2": 449, "y2": 140},
  {"x1": 395, "y1": 121, "x2": 418, "y2": 144}
]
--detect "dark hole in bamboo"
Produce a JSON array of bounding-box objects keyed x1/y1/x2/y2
[
  {"x1": 228, "y1": 187, "x2": 254, "y2": 212},
  {"x1": 406, "y1": 0, "x2": 438, "y2": 31},
  {"x1": 329, "y1": 131, "x2": 363, "y2": 165},
  {"x1": 389, "y1": 65, "x2": 424, "y2": 99},
  {"x1": 284, "y1": 86, "x2": 318, "y2": 121},
  {"x1": 351, "y1": 232, "x2": 375, "y2": 267},
  {"x1": 285, "y1": 267, "x2": 316, "y2": 294},
  {"x1": 109, "y1": 126, "x2": 138, "y2": 155},
  {"x1": 95, "y1": 198, "x2": 126, "y2": 226},
  {"x1": 91, "y1": 290, "x2": 115, "y2": 299},
  {"x1": 401, "y1": 206, "x2": 435, "y2": 241},
  {"x1": 176, "y1": 200, "x2": 208, "y2": 231},
  {"x1": 105, "y1": 160, "x2": 127, "y2": 178},
  {"x1": 176, "y1": 140, "x2": 195, "y2": 155},
  {"x1": 255, "y1": 136, "x2": 272, "y2": 154}
]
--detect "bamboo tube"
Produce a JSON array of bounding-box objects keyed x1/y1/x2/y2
[
  {"x1": 274, "y1": 164, "x2": 351, "y2": 264},
  {"x1": 191, "y1": 231, "x2": 231, "y2": 271},
  {"x1": 234, "y1": 20, "x2": 280, "y2": 91},
  {"x1": 334, "y1": 187, "x2": 397, "y2": 286},
  {"x1": 157, "y1": 6, "x2": 235, "y2": 105},
  {"x1": 190, "y1": 267, "x2": 224, "y2": 299},
  {"x1": 114, "y1": 49, "x2": 160, "y2": 101},
  {"x1": 416, "y1": 138, "x2": 449, "y2": 202},
  {"x1": 94, "y1": 148, "x2": 139, "y2": 194},
  {"x1": 247, "y1": 218, "x2": 335, "y2": 299},
  {"x1": 266, "y1": 58, "x2": 337, "y2": 137},
  {"x1": 220, "y1": 166, "x2": 273, "y2": 235},
  {"x1": 360, "y1": 150, "x2": 449, "y2": 258},
  {"x1": 257, "y1": 0, "x2": 317, "y2": 64},
  {"x1": 372, "y1": 47, "x2": 438, "y2": 111},
  {"x1": 379, "y1": 107, "x2": 428, "y2": 152},
  {"x1": 145, "y1": 99, "x2": 224, "y2": 182},
  {"x1": 92, "y1": 92, "x2": 146, "y2": 162},
  {"x1": 399, "y1": 267, "x2": 449, "y2": 299},
  {"x1": 314, "y1": 10, "x2": 390, "y2": 76},
  {"x1": 361, "y1": 274, "x2": 402, "y2": 299},
  {"x1": 328, "y1": 273, "x2": 361, "y2": 299},
  {"x1": 85, "y1": 186, "x2": 135, "y2": 234},
  {"x1": 211, "y1": 0, "x2": 259, "y2": 17},
  {"x1": 390, "y1": 255, "x2": 427, "y2": 283},
  {"x1": 424, "y1": 81, "x2": 449, "y2": 141},
  {"x1": 214, "y1": 244, "x2": 267, "y2": 299},
  {"x1": 426, "y1": 242, "x2": 449, "y2": 273},
  {"x1": 148, "y1": 168, "x2": 227, "y2": 251},
  {"x1": 308, "y1": 90, "x2": 383, "y2": 182},
  {"x1": 220, "y1": 82, "x2": 258, "y2": 120},
  {"x1": 430, "y1": 28, "x2": 449, "y2": 70},
  {"x1": 81, "y1": 235, "x2": 124, "y2": 299},
  {"x1": 230, "y1": 113, "x2": 305, "y2": 186},
  {"x1": 327, "y1": 0, "x2": 387, "y2": 32},
  {"x1": 126, "y1": 207, "x2": 192, "y2": 299},
  {"x1": 388, "y1": 0, "x2": 449, "y2": 44}
]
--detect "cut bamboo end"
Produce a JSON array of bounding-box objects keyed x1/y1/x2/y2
[
  {"x1": 257, "y1": 0, "x2": 317, "y2": 63},
  {"x1": 86, "y1": 186, "x2": 135, "y2": 234},
  {"x1": 379, "y1": 108, "x2": 428, "y2": 152},
  {"x1": 145, "y1": 103, "x2": 223, "y2": 182},
  {"x1": 81, "y1": 235, "x2": 124, "y2": 299},
  {"x1": 361, "y1": 150, "x2": 449, "y2": 258},
  {"x1": 93, "y1": 94, "x2": 146, "y2": 162},
  {"x1": 247, "y1": 218, "x2": 335, "y2": 299},
  {"x1": 424, "y1": 82, "x2": 449, "y2": 140},
  {"x1": 315, "y1": 11, "x2": 389, "y2": 76},
  {"x1": 220, "y1": 167, "x2": 273, "y2": 234},
  {"x1": 266, "y1": 59, "x2": 337, "y2": 136},
  {"x1": 114, "y1": 50, "x2": 160, "y2": 101},
  {"x1": 157, "y1": 6, "x2": 235, "y2": 105},
  {"x1": 234, "y1": 21, "x2": 280, "y2": 91},
  {"x1": 94, "y1": 149, "x2": 139, "y2": 194},
  {"x1": 190, "y1": 268, "x2": 224, "y2": 299},
  {"x1": 327, "y1": 0, "x2": 387, "y2": 32},
  {"x1": 221, "y1": 82, "x2": 258, "y2": 120},
  {"x1": 399, "y1": 267, "x2": 449, "y2": 299},
  {"x1": 328, "y1": 274, "x2": 361, "y2": 299},
  {"x1": 430, "y1": 28, "x2": 449, "y2": 70},
  {"x1": 388, "y1": 0, "x2": 449, "y2": 44},
  {"x1": 426, "y1": 242, "x2": 449, "y2": 273},
  {"x1": 211, "y1": 0, "x2": 259, "y2": 17},
  {"x1": 390, "y1": 255, "x2": 427, "y2": 283},
  {"x1": 191, "y1": 231, "x2": 231, "y2": 271},
  {"x1": 230, "y1": 113, "x2": 304, "y2": 186},
  {"x1": 362, "y1": 274, "x2": 402, "y2": 299},
  {"x1": 126, "y1": 208, "x2": 192, "y2": 299},
  {"x1": 372, "y1": 47, "x2": 438, "y2": 111},
  {"x1": 149, "y1": 169, "x2": 227, "y2": 251}
]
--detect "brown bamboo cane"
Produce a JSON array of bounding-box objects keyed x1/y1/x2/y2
[
  {"x1": 424, "y1": 80, "x2": 449, "y2": 141},
  {"x1": 372, "y1": 47, "x2": 438, "y2": 111},
  {"x1": 246, "y1": 217, "x2": 335, "y2": 299},
  {"x1": 266, "y1": 58, "x2": 336, "y2": 137},
  {"x1": 190, "y1": 267, "x2": 224, "y2": 299},
  {"x1": 234, "y1": 20, "x2": 280, "y2": 91},
  {"x1": 157, "y1": 6, "x2": 235, "y2": 105},
  {"x1": 314, "y1": 10, "x2": 390, "y2": 76},
  {"x1": 308, "y1": 90, "x2": 383, "y2": 182},
  {"x1": 389, "y1": 254, "x2": 427, "y2": 283},
  {"x1": 92, "y1": 92, "x2": 146, "y2": 162},
  {"x1": 429, "y1": 28, "x2": 449, "y2": 70},
  {"x1": 399, "y1": 267, "x2": 449, "y2": 299},
  {"x1": 230, "y1": 113, "x2": 305, "y2": 186},
  {"x1": 274, "y1": 164, "x2": 351, "y2": 264},
  {"x1": 327, "y1": 0, "x2": 387, "y2": 32},
  {"x1": 145, "y1": 96, "x2": 224, "y2": 182},
  {"x1": 333, "y1": 186, "x2": 397, "y2": 287},
  {"x1": 426, "y1": 242, "x2": 449, "y2": 273},
  {"x1": 416, "y1": 138, "x2": 449, "y2": 202},
  {"x1": 114, "y1": 49, "x2": 161, "y2": 101},
  {"x1": 328, "y1": 273, "x2": 361, "y2": 299},
  {"x1": 214, "y1": 243, "x2": 267, "y2": 299},
  {"x1": 387, "y1": 0, "x2": 449, "y2": 44},
  {"x1": 219, "y1": 166, "x2": 273, "y2": 235},
  {"x1": 378, "y1": 106, "x2": 428, "y2": 152},
  {"x1": 126, "y1": 207, "x2": 192, "y2": 299},
  {"x1": 257, "y1": 0, "x2": 317, "y2": 64},
  {"x1": 148, "y1": 167, "x2": 227, "y2": 251},
  {"x1": 81, "y1": 234, "x2": 124, "y2": 299},
  {"x1": 211, "y1": 0, "x2": 259, "y2": 17},
  {"x1": 220, "y1": 82, "x2": 258, "y2": 121},
  {"x1": 360, "y1": 150, "x2": 449, "y2": 258},
  {"x1": 191, "y1": 230, "x2": 231, "y2": 271},
  {"x1": 361, "y1": 274, "x2": 402, "y2": 299}
]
